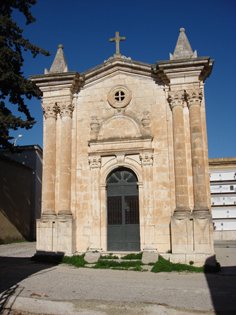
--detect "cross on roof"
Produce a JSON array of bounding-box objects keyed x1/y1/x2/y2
[{"x1": 109, "y1": 31, "x2": 126, "y2": 56}]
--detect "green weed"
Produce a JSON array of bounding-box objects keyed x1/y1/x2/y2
[
  {"x1": 121, "y1": 253, "x2": 143, "y2": 260},
  {"x1": 100, "y1": 254, "x2": 119, "y2": 259},
  {"x1": 93, "y1": 259, "x2": 143, "y2": 270},
  {"x1": 151, "y1": 256, "x2": 204, "y2": 273}
]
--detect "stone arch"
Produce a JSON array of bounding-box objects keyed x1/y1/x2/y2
[
  {"x1": 101, "y1": 160, "x2": 142, "y2": 187},
  {"x1": 97, "y1": 114, "x2": 142, "y2": 141}
]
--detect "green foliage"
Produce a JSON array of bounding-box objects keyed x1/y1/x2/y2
[
  {"x1": 189, "y1": 260, "x2": 194, "y2": 265},
  {"x1": 61, "y1": 254, "x2": 86, "y2": 268},
  {"x1": 93, "y1": 259, "x2": 143, "y2": 270},
  {"x1": 121, "y1": 253, "x2": 143, "y2": 260},
  {"x1": 0, "y1": 0, "x2": 50, "y2": 149},
  {"x1": 100, "y1": 254, "x2": 119, "y2": 259},
  {"x1": 151, "y1": 256, "x2": 204, "y2": 273}
]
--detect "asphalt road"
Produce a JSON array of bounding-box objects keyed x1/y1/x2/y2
[{"x1": 0, "y1": 242, "x2": 235, "y2": 315}]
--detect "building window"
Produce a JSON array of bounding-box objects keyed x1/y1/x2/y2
[{"x1": 230, "y1": 185, "x2": 234, "y2": 190}]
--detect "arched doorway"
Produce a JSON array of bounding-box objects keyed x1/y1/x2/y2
[{"x1": 107, "y1": 167, "x2": 140, "y2": 251}]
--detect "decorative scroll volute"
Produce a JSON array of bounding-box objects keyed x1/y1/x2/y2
[
  {"x1": 186, "y1": 89, "x2": 203, "y2": 107},
  {"x1": 42, "y1": 102, "x2": 58, "y2": 119},
  {"x1": 141, "y1": 110, "x2": 151, "y2": 130},
  {"x1": 168, "y1": 91, "x2": 185, "y2": 109},
  {"x1": 88, "y1": 155, "x2": 101, "y2": 169},
  {"x1": 58, "y1": 102, "x2": 74, "y2": 117},
  {"x1": 90, "y1": 116, "x2": 100, "y2": 133},
  {"x1": 140, "y1": 152, "x2": 153, "y2": 166}
]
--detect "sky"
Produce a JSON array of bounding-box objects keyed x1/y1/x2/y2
[{"x1": 9, "y1": 0, "x2": 236, "y2": 158}]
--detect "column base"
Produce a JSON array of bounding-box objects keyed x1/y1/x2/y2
[
  {"x1": 173, "y1": 206, "x2": 191, "y2": 216},
  {"x1": 58, "y1": 210, "x2": 72, "y2": 216},
  {"x1": 36, "y1": 215, "x2": 75, "y2": 256},
  {"x1": 193, "y1": 206, "x2": 210, "y2": 213},
  {"x1": 42, "y1": 211, "x2": 56, "y2": 216},
  {"x1": 171, "y1": 211, "x2": 214, "y2": 254}
]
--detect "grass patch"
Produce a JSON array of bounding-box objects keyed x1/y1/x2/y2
[
  {"x1": 93, "y1": 259, "x2": 143, "y2": 270},
  {"x1": 151, "y1": 256, "x2": 204, "y2": 273},
  {"x1": 100, "y1": 254, "x2": 119, "y2": 259},
  {"x1": 121, "y1": 253, "x2": 143, "y2": 260},
  {"x1": 62, "y1": 254, "x2": 86, "y2": 268},
  {"x1": 151, "y1": 256, "x2": 221, "y2": 273}
]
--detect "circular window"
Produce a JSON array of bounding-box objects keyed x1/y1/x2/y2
[
  {"x1": 107, "y1": 85, "x2": 132, "y2": 108},
  {"x1": 115, "y1": 91, "x2": 125, "y2": 102}
]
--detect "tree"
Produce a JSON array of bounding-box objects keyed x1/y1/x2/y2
[{"x1": 0, "y1": 0, "x2": 50, "y2": 149}]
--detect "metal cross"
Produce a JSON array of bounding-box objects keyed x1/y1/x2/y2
[{"x1": 109, "y1": 31, "x2": 126, "y2": 56}]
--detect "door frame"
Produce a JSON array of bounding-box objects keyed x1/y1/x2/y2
[
  {"x1": 106, "y1": 167, "x2": 140, "y2": 251},
  {"x1": 100, "y1": 162, "x2": 143, "y2": 252}
]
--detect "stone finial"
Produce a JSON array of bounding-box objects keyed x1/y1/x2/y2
[
  {"x1": 170, "y1": 28, "x2": 197, "y2": 60},
  {"x1": 49, "y1": 44, "x2": 69, "y2": 73}
]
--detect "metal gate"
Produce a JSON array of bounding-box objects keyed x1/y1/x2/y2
[{"x1": 107, "y1": 168, "x2": 140, "y2": 251}]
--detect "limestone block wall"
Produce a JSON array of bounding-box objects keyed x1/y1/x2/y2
[{"x1": 72, "y1": 71, "x2": 175, "y2": 253}]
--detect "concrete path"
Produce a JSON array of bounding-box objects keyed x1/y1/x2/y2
[{"x1": 0, "y1": 242, "x2": 235, "y2": 315}]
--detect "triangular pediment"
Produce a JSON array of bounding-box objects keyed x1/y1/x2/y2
[{"x1": 81, "y1": 57, "x2": 159, "y2": 86}]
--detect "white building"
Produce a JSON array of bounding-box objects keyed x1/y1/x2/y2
[{"x1": 209, "y1": 158, "x2": 236, "y2": 240}]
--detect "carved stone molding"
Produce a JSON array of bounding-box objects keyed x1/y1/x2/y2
[
  {"x1": 141, "y1": 110, "x2": 151, "y2": 130},
  {"x1": 140, "y1": 152, "x2": 153, "y2": 166},
  {"x1": 90, "y1": 116, "x2": 100, "y2": 133},
  {"x1": 186, "y1": 89, "x2": 203, "y2": 107},
  {"x1": 168, "y1": 91, "x2": 185, "y2": 109},
  {"x1": 89, "y1": 155, "x2": 101, "y2": 169},
  {"x1": 42, "y1": 102, "x2": 58, "y2": 119},
  {"x1": 58, "y1": 102, "x2": 74, "y2": 117}
]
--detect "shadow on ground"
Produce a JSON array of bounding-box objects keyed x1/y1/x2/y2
[
  {"x1": 205, "y1": 256, "x2": 236, "y2": 315},
  {"x1": 0, "y1": 256, "x2": 58, "y2": 313}
]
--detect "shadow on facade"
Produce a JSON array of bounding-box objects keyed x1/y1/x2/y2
[
  {"x1": 204, "y1": 256, "x2": 236, "y2": 315},
  {"x1": 0, "y1": 256, "x2": 60, "y2": 313}
]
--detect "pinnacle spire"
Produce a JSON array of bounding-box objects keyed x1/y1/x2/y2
[
  {"x1": 47, "y1": 44, "x2": 68, "y2": 74},
  {"x1": 170, "y1": 28, "x2": 197, "y2": 60}
]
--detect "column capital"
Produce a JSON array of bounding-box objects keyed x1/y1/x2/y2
[
  {"x1": 89, "y1": 155, "x2": 101, "y2": 169},
  {"x1": 168, "y1": 91, "x2": 185, "y2": 109},
  {"x1": 140, "y1": 152, "x2": 153, "y2": 166},
  {"x1": 186, "y1": 89, "x2": 203, "y2": 107},
  {"x1": 58, "y1": 101, "x2": 74, "y2": 118},
  {"x1": 42, "y1": 102, "x2": 58, "y2": 119}
]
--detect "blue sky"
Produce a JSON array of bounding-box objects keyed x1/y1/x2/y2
[{"x1": 10, "y1": 0, "x2": 236, "y2": 158}]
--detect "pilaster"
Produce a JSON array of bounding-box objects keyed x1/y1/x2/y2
[
  {"x1": 88, "y1": 155, "x2": 102, "y2": 250},
  {"x1": 140, "y1": 151, "x2": 155, "y2": 249}
]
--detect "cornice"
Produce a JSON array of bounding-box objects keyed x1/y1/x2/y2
[
  {"x1": 30, "y1": 71, "x2": 82, "y2": 93},
  {"x1": 154, "y1": 56, "x2": 214, "y2": 84}
]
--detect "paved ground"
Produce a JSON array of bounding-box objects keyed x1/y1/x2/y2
[{"x1": 0, "y1": 242, "x2": 235, "y2": 315}]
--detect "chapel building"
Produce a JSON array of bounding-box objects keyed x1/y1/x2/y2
[{"x1": 32, "y1": 28, "x2": 215, "y2": 265}]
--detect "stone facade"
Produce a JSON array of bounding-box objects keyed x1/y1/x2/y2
[{"x1": 31, "y1": 29, "x2": 215, "y2": 265}]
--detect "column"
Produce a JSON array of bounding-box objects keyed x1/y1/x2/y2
[
  {"x1": 168, "y1": 91, "x2": 190, "y2": 214},
  {"x1": 88, "y1": 155, "x2": 102, "y2": 250},
  {"x1": 186, "y1": 89, "x2": 209, "y2": 213},
  {"x1": 41, "y1": 102, "x2": 58, "y2": 215},
  {"x1": 58, "y1": 101, "x2": 74, "y2": 215}
]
